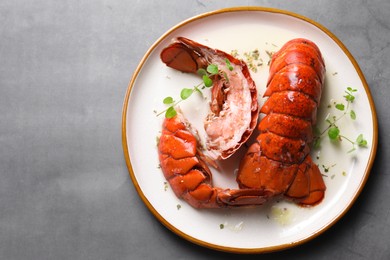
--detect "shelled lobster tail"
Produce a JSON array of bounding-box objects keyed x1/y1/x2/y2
[{"x1": 237, "y1": 38, "x2": 326, "y2": 206}]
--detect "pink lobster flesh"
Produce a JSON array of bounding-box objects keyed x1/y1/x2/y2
[
  {"x1": 158, "y1": 37, "x2": 326, "y2": 208},
  {"x1": 160, "y1": 37, "x2": 259, "y2": 160}
]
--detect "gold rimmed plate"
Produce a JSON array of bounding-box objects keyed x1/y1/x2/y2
[{"x1": 122, "y1": 7, "x2": 377, "y2": 253}]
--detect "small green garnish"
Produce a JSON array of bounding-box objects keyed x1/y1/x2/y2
[
  {"x1": 225, "y1": 58, "x2": 233, "y2": 71},
  {"x1": 177, "y1": 204, "x2": 181, "y2": 210},
  {"x1": 219, "y1": 224, "x2": 224, "y2": 229},
  {"x1": 202, "y1": 75, "x2": 213, "y2": 87},
  {"x1": 157, "y1": 63, "x2": 233, "y2": 118},
  {"x1": 197, "y1": 68, "x2": 207, "y2": 76},
  {"x1": 335, "y1": 103, "x2": 345, "y2": 111},
  {"x1": 328, "y1": 126, "x2": 340, "y2": 140},
  {"x1": 350, "y1": 110, "x2": 356, "y2": 120},
  {"x1": 206, "y1": 64, "x2": 219, "y2": 75},
  {"x1": 314, "y1": 87, "x2": 368, "y2": 152},
  {"x1": 356, "y1": 134, "x2": 368, "y2": 147},
  {"x1": 165, "y1": 106, "x2": 177, "y2": 118},
  {"x1": 180, "y1": 88, "x2": 194, "y2": 100},
  {"x1": 163, "y1": 96, "x2": 174, "y2": 105},
  {"x1": 344, "y1": 87, "x2": 357, "y2": 103}
]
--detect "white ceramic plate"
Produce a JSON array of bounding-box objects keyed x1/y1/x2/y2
[{"x1": 122, "y1": 7, "x2": 377, "y2": 253}]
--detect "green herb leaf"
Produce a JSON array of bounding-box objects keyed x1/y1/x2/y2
[
  {"x1": 197, "y1": 68, "x2": 207, "y2": 76},
  {"x1": 335, "y1": 103, "x2": 345, "y2": 111},
  {"x1": 219, "y1": 224, "x2": 224, "y2": 229},
  {"x1": 344, "y1": 93, "x2": 355, "y2": 103},
  {"x1": 350, "y1": 110, "x2": 356, "y2": 120},
  {"x1": 328, "y1": 126, "x2": 340, "y2": 140},
  {"x1": 180, "y1": 88, "x2": 193, "y2": 100},
  {"x1": 163, "y1": 96, "x2": 174, "y2": 105},
  {"x1": 157, "y1": 63, "x2": 219, "y2": 117},
  {"x1": 225, "y1": 58, "x2": 233, "y2": 71},
  {"x1": 356, "y1": 134, "x2": 368, "y2": 147},
  {"x1": 165, "y1": 106, "x2": 177, "y2": 118},
  {"x1": 203, "y1": 75, "x2": 213, "y2": 87},
  {"x1": 313, "y1": 137, "x2": 321, "y2": 149},
  {"x1": 207, "y1": 64, "x2": 219, "y2": 75}
]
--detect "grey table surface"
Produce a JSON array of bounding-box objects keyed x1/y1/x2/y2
[{"x1": 1, "y1": 0, "x2": 389, "y2": 259}]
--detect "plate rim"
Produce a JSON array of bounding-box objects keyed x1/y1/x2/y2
[{"x1": 121, "y1": 6, "x2": 378, "y2": 254}]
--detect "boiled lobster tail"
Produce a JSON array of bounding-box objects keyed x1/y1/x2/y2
[
  {"x1": 158, "y1": 114, "x2": 273, "y2": 208},
  {"x1": 237, "y1": 38, "x2": 326, "y2": 206},
  {"x1": 160, "y1": 37, "x2": 259, "y2": 160},
  {"x1": 158, "y1": 37, "x2": 327, "y2": 209}
]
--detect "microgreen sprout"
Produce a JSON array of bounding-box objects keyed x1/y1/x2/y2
[
  {"x1": 313, "y1": 87, "x2": 368, "y2": 152},
  {"x1": 225, "y1": 58, "x2": 233, "y2": 71},
  {"x1": 157, "y1": 63, "x2": 229, "y2": 118}
]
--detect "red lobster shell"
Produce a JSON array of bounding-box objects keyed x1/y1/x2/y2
[
  {"x1": 160, "y1": 37, "x2": 259, "y2": 160},
  {"x1": 158, "y1": 38, "x2": 326, "y2": 208},
  {"x1": 238, "y1": 38, "x2": 326, "y2": 206}
]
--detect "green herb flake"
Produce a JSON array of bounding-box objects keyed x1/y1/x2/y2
[
  {"x1": 328, "y1": 126, "x2": 340, "y2": 140},
  {"x1": 165, "y1": 106, "x2": 177, "y2": 118},
  {"x1": 203, "y1": 75, "x2": 213, "y2": 87},
  {"x1": 225, "y1": 58, "x2": 233, "y2": 71},
  {"x1": 206, "y1": 64, "x2": 218, "y2": 75},
  {"x1": 344, "y1": 91, "x2": 355, "y2": 103},
  {"x1": 197, "y1": 68, "x2": 207, "y2": 76},
  {"x1": 219, "y1": 224, "x2": 224, "y2": 229},
  {"x1": 313, "y1": 137, "x2": 321, "y2": 149},
  {"x1": 163, "y1": 96, "x2": 174, "y2": 105},
  {"x1": 180, "y1": 88, "x2": 193, "y2": 100},
  {"x1": 350, "y1": 110, "x2": 356, "y2": 120},
  {"x1": 335, "y1": 103, "x2": 345, "y2": 111},
  {"x1": 356, "y1": 134, "x2": 368, "y2": 147},
  {"x1": 176, "y1": 204, "x2": 182, "y2": 210}
]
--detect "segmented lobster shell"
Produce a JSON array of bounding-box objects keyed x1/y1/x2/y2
[
  {"x1": 237, "y1": 38, "x2": 326, "y2": 206},
  {"x1": 160, "y1": 37, "x2": 259, "y2": 160}
]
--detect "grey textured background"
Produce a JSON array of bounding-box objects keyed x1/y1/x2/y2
[{"x1": 1, "y1": 0, "x2": 389, "y2": 259}]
